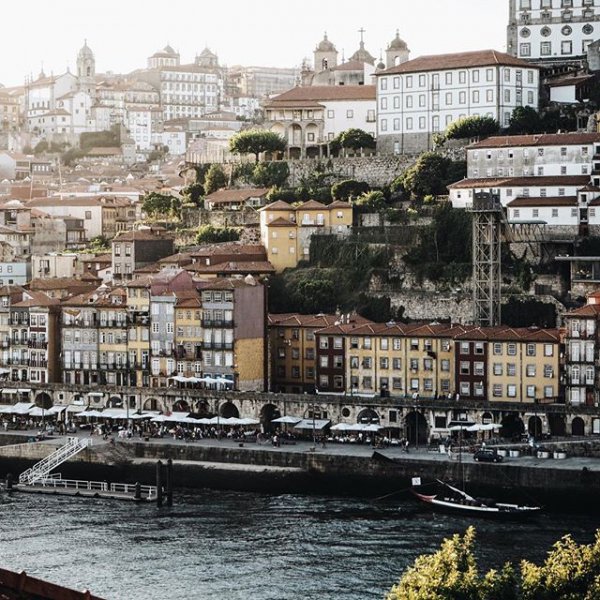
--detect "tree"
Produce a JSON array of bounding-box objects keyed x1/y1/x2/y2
[
  {"x1": 400, "y1": 152, "x2": 466, "y2": 200},
  {"x1": 182, "y1": 182, "x2": 205, "y2": 207},
  {"x1": 353, "y1": 190, "x2": 387, "y2": 212},
  {"x1": 88, "y1": 236, "x2": 110, "y2": 253},
  {"x1": 445, "y1": 116, "x2": 499, "y2": 140},
  {"x1": 331, "y1": 179, "x2": 370, "y2": 201},
  {"x1": 204, "y1": 164, "x2": 228, "y2": 195},
  {"x1": 196, "y1": 225, "x2": 240, "y2": 244},
  {"x1": 331, "y1": 128, "x2": 376, "y2": 154},
  {"x1": 142, "y1": 192, "x2": 180, "y2": 218},
  {"x1": 229, "y1": 129, "x2": 287, "y2": 162},
  {"x1": 252, "y1": 161, "x2": 290, "y2": 187},
  {"x1": 508, "y1": 106, "x2": 543, "y2": 135}
]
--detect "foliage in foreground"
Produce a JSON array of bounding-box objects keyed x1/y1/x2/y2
[
  {"x1": 386, "y1": 527, "x2": 600, "y2": 600},
  {"x1": 196, "y1": 225, "x2": 240, "y2": 245}
]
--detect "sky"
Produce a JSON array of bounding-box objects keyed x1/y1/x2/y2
[{"x1": 1, "y1": 0, "x2": 508, "y2": 87}]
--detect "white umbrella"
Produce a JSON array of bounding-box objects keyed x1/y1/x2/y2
[
  {"x1": 331, "y1": 423, "x2": 351, "y2": 431},
  {"x1": 272, "y1": 416, "x2": 302, "y2": 424},
  {"x1": 238, "y1": 418, "x2": 260, "y2": 426}
]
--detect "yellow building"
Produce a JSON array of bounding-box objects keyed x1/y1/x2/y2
[
  {"x1": 485, "y1": 328, "x2": 561, "y2": 403},
  {"x1": 125, "y1": 279, "x2": 151, "y2": 386},
  {"x1": 259, "y1": 199, "x2": 353, "y2": 272},
  {"x1": 174, "y1": 291, "x2": 203, "y2": 378}
]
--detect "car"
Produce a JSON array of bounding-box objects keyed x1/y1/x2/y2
[{"x1": 473, "y1": 448, "x2": 503, "y2": 463}]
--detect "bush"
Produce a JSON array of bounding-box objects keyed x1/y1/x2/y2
[
  {"x1": 353, "y1": 191, "x2": 387, "y2": 212},
  {"x1": 252, "y1": 161, "x2": 289, "y2": 188},
  {"x1": 331, "y1": 179, "x2": 371, "y2": 201},
  {"x1": 196, "y1": 225, "x2": 240, "y2": 244},
  {"x1": 204, "y1": 164, "x2": 228, "y2": 195},
  {"x1": 445, "y1": 116, "x2": 499, "y2": 140},
  {"x1": 266, "y1": 188, "x2": 298, "y2": 203},
  {"x1": 399, "y1": 152, "x2": 466, "y2": 200}
]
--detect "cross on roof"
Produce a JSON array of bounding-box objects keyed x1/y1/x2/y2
[{"x1": 358, "y1": 27, "x2": 366, "y2": 43}]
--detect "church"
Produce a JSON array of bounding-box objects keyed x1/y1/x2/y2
[{"x1": 301, "y1": 30, "x2": 410, "y2": 87}]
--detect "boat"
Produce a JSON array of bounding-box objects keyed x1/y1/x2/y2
[{"x1": 411, "y1": 478, "x2": 542, "y2": 518}]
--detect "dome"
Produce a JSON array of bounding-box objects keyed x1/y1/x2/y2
[
  {"x1": 199, "y1": 47, "x2": 217, "y2": 58},
  {"x1": 316, "y1": 33, "x2": 336, "y2": 52},
  {"x1": 349, "y1": 42, "x2": 376, "y2": 65},
  {"x1": 376, "y1": 61, "x2": 386, "y2": 71},
  {"x1": 78, "y1": 40, "x2": 94, "y2": 59},
  {"x1": 388, "y1": 30, "x2": 408, "y2": 51},
  {"x1": 163, "y1": 44, "x2": 176, "y2": 55}
]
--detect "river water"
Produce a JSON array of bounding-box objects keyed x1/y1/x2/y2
[{"x1": 1, "y1": 490, "x2": 600, "y2": 600}]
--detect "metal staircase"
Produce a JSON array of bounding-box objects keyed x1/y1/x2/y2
[{"x1": 19, "y1": 437, "x2": 92, "y2": 485}]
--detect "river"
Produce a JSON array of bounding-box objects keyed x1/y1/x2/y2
[{"x1": 1, "y1": 490, "x2": 600, "y2": 600}]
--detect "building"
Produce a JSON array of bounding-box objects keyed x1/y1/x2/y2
[
  {"x1": 198, "y1": 277, "x2": 267, "y2": 391},
  {"x1": 112, "y1": 228, "x2": 175, "y2": 282},
  {"x1": 268, "y1": 313, "x2": 372, "y2": 393},
  {"x1": 226, "y1": 65, "x2": 299, "y2": 98},
  {"x1": 563, "y1": 291, "x2": 600, "y2": 407},
  {"x1": 264, "y1": 86, "x2": 376, "y2": 158},
  {"x1": 204, "y1": 188, "x2": 270, "y2": 211},
  {"x1": 507, "y1": 0, "x2": 600, "y2": 67},
  {"x1": 376, "y1": 49, "x2": 540, "y2": 154},
  {"x1": 258, "y1": 200, "x2": 353, "y2": 271}
]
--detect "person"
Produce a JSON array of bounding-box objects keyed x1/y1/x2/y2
[
  {"x1": 404, "y1": 438, "x2": 410, "y2": 453},
  {"x1": 447, "y1": 445, "x2": 453, "y2": 460}
]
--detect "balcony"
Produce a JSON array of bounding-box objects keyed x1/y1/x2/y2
[
  {"x1": 28, "y1": 340, "x2": 48, "y2": 349},
  {"x1": 202, "y1": 341, "x2": 233, "y2": 350},
  {"x1": 29, "y1": 360, "x2": 48, "y2": 368},
  {"x1": 11, "y1": 338, "x2": 29, "y2": 347},
  {"x1": 201, "y1": 319, "x2": 234, "y2": 328},
  {"x1": 99, "y1": 319, "x2": 128, "y2": 328},
  {"x1": 63, "y1": 319, "x2": 97, "y2": 328}
]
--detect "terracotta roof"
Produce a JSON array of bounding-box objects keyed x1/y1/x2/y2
[
  {"x1": 468, "y1": 133, "x2": 600, "y2": 149},
  {"x1": 190, "y1": 243, "x2": 266, "y2": 258},
  {"x1": 506, "y1": 196, "x2": 577, "y2": 207},
  {"x1": 454, "y1": 326, "x2": 560, "y2": 343},
  {"x1": 333, "y1": 60, "x2": 369, "y2": 72},
  {"x1": 565, "y1": 304, "x2": 600, "y2": 318},
  {"x1": 298, "y1": 200, "x2": 327, "y2": 210},
  {"x1": 268, "y1": 85, "x2": 376, "y2": 103},
  {"x1": 378, "y1": 49, "x2": 536, "y2": 76},
  {"x1": 29, "y1": 278, "x2": 97, "y2": 292},
  {"x1": 205, "y1": 188, "x2": 270, "y2": 205},
  {"x1": 260, "y1": 201, "x2": 293, "y2": 211},
  {"x1": 264, "y1": 100, "x2": 325, "y2": 109},
  {"x1": 449, "y1": 176, "x2": 590, "y2": 189},
  {"x1": 269, "y1": 313, "x2": 373, "y2": 328},
  {"x1": 547, "y1": 74, "x2": 594, "y2": 88},
  {"x1": 13, "y1": 290, "x2": 59, "y2": 308},
  {"x1": 196, "y1": 277, "x2": 263, "y2": 290},
  {"x1": 190, "y1": 261, "x2": 275, "y2": 274},
  {"x1": 27, "y1": 196, "x2": 131, "y2": 208},
  {"x1": 328, "y1": 200, "x2": 352, "y2": 209}
]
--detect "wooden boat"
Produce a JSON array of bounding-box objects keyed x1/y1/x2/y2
[
  {"x1": 0, "y1": 567, "x2": 105, "y2": 600},
  {"x1": 412, "y1": 479, "x2": 541, "y2": 518}
]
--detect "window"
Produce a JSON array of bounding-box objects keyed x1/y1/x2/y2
[
  {"x1": 460, "y1": 342, "x2": 470, "y2": 354},
  {"x1": 526, "y1": 364, "x2": 536, "y2": 377},
  {"x1": 474, "y1": 362, "x2": 484, "y2": 376},
  {"x1": 441, "y1": 359, "x2": 450, "y2": 372},
  {"x1": 541, "y1": 42, "x2": 552, "y2": 56},
  {"x1": 346, "y1": 109, "x2": 354, "y2": 118},
  {"x1": 460, "y1": 361, "x2": 470, "y2": 375},
  {"x1": 526, "y1": 343, "x2": 536, "y2": 357},
  {"x1": 544, "y1": 344, "x2": 554, "y2": 357},
  {"x1": 493, "y1": 363, "x2": 503, "y2": 376},
  {"x1": 507, "y1": 363, "x2": 517, "y2": 377},
  {"x1": 562, "y1": 40, "x2": 572, "y2": 54},
  {"x1": 493, "y1": 343, "x2": 502, "y2": 355},
  {"x1": 520, "y1": 43, "x2": 531, "y2": 57},
  {"x1": 460, "y1": 382, "x2": 470, "y2": 396},
  {"x1": 379, "y1": 78, "x2": 387, "y2": 91},
  {"x1": 507, "y1": 384, "x2": 517, "y2": 398},
  {"x1": 526, "y1": 385, "x2": 536, "y2": 399},
  {"x1": 493, "y1": 384, "x2": 503, "y2": 397},
  {"x1": 392, "y1": 357, "x2": 402, "y2": 370},
  {"x1": 544, "y1": 364, "x2": 554, "y2": 378},
  {"x1": 507, "y1": 343, "x2": 517, "y2": 356},
  {"x1": 327, "y1": 110, "x2": 334, "y2": 118}
]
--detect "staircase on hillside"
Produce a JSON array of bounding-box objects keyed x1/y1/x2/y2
[{"x1": 18, "y1": 437, "x2": 92, "y2": 485}]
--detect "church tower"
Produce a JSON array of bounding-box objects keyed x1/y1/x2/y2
[
  {"x1": 77, "y1": 40, "x2": 95, "y2": 79},
  {"x1": 314, "y1": 33, "x2": 338, "y2": 72},
  {"x1": 385, "y1": 30, "x2": 410, "y2": 68}
]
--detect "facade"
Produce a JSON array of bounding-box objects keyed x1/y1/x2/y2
[
  {"x1": 204, "y1": 188, "x2": 270, "y2": 211},
  {"x1": 376, "y1": 50, "x2": 540, "y2": 154},
  {"x1": 507, "y1": 0, "x2": 600, "y2": 66},
  {"x1": 264, "y1": 86, "x2": 376, "y2": 158},
  {"x1": 258, "y1": 200, "x2": 353, "y2": 271},
  {"x1": 112, "y1": 228, "x2": 175, "y2": 283}
]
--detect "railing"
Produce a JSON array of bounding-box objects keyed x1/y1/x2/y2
[
  {"x1": 19, "y1": 437, "x2": 91, "y2": 485},
  {"x1": 28, "y1": 340, "x2": 48, "y2": 349},
  {"x1": 201, "y1": 320, "x2": 234, "y2": 328},
  {"x1": 202, "y1": 341, "x2": 233, "y2": 350},
  {"x1": 31, "y1": 476, "x2": 157, "y2": 499}
]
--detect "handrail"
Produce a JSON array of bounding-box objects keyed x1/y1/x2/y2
[{"x1": 32, "y1": 477, "x2": 157, "y2": 498}]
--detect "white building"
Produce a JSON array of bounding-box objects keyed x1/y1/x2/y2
[
  {"x1": 375, "y1": 49, "x2": 540, "y2": 154},
  {"x1": 264, "y1": 86, "x2": 376, "y2": 158},
  {"x1": 507, "y1": 0, "x2": 600, "y2": 66},
  {"x1": 465, "y1": 133, "x2": 600, "y2": 179}
]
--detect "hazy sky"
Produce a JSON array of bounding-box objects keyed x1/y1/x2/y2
[{"x1": 1, "y1": 0, "x2": 508, "y2": 86}]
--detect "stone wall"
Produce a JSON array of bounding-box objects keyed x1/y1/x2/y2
[
  {"x1": 180, "y1": 207, "x2": 260, "y2": 229},
  {"x1": 286, "y1": 156, "x2": 416, "y2": 187}
]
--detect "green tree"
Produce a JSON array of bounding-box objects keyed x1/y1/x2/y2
[
  {"x1": 508, "y1": 106, "x2": 543, "y2": 135},
  {"x1": 204, "y1": 164, "x2": 228, "y2": 195},
  {"x1": 182, "y1": 182, "x2": 205, "y2": 207},
  {"x1": 229, "y1": 129, "x2": 286, "y2": 162},
  {"x1": 34, "y1": 140, "x2": 49, "y2": 154},
  {"x1": 331, "y1": 179, "x2": 370, "y2": 201},
  {"x1": 252, "y1": 161, "x2": 290, "y2": 187},
  {"x1": 445, "y1": 116, "x2": 499, "y2": 140},
  {"x1": 88, "y1": 236, "x2": 110, "y2": 253},
  {"x1": 353, "y1": 190, "x2": 387, "y2": 212},
  {"x1": 196, "y1": 225, "x2": 240, "y2": 244},
  {"x1": 142, "y1": 192, "x2": 180, "y2": 218},
  {"x1": 400, "y1": 152, "x2": 466, "y2": 200},
  {"x1": 331, "y1": 128, "x2": 376, "y2": 155}
]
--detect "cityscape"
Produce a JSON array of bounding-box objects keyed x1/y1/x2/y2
[{"x1": 4, "y1": 0, "x2": 600, "y2": 599}]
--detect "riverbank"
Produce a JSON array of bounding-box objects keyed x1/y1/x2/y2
[{"x1": 1, "y1": 432, "x2": 600, "y2": 509}]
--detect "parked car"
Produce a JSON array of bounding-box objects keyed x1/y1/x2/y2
[{"x1": 473, "y1": 448, "x2": 503, "y2": 463}]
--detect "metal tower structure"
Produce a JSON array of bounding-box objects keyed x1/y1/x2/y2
[{"x1": 467, "y1": 192, "x2": 503, "y2": 327}]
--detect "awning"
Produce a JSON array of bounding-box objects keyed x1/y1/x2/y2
[
  {"x1": 0, "y1": 402, "x2": 34, "y2": 415},
  {"x1": 87, "y1": 392, "x2": 104, "y2": 397},
  {"x1": 294, "y1": 419, "x2": 331, "y2": 431},
  {"x1": 331, "y1": 423, "x2": 382, "y2": 432},
  {"x1": 66, "y1": 404, "x2": 86, "y2": 413},
  {"x1": 272, "y1": 416, "x2": 302, "y2": 424},
  {"x1": 2, "y1": 389, "x2": 17, "y2": 394},
  {"x1": 17, "y1": 389, "x2": 31, "y2": 394}
]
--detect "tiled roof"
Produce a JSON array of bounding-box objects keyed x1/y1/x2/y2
[
  {"x1": 190, "y1": 243, "x2": 266, "y2": 257},
  {"x1": 196, "y1": 277, "x2": 263, "y2": 290},
  {"x1": 298, "y1": 200, "x2": 328, "y2": 210},
  {"x1": 378, "y1": 49, "x2": 535, "y2": 75},
  {"x1": 468, "y1": 132, "x2": 600, "y2": 149},
  {"x1": 268, "y1": 85, "x2": 376, "y2": 102},
  {"x1": 449, "y1": 176, "x2": 590, "y2": 189},
  {"x1": 13, "y1": 290, "x2": 59, "y2": 308},
  {"x1": 266, "y1": 217, "x2": 296, "y2": 227},
  {"x1": 259, "y1": 201, "x2": 293, "y2": 211},
  {"x1": 565, "y1": 304, "x2": 600, "y2": 317},
  {"x1": 454, "y1": 326, "x2": 560, "y2": 343},
  {"x1": 506, "y1": 196, "x2": 577, "y2": 207},
  {"x1": 268, "y1": 313, "x2": 373, "y2": 328},
  {"x1": 28, "y1": 278, "x2": 97, "y2": 292},
  {"x1": 191, "y1": 261, "x2": 275, "y2": 274},
  {"x1": 205, "y1": 188, "x2": 270, "y2": 204}
]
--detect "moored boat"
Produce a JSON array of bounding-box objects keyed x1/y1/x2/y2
[{"x1": 411, "y1": 479, "x2": 541, "y2": 518}]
